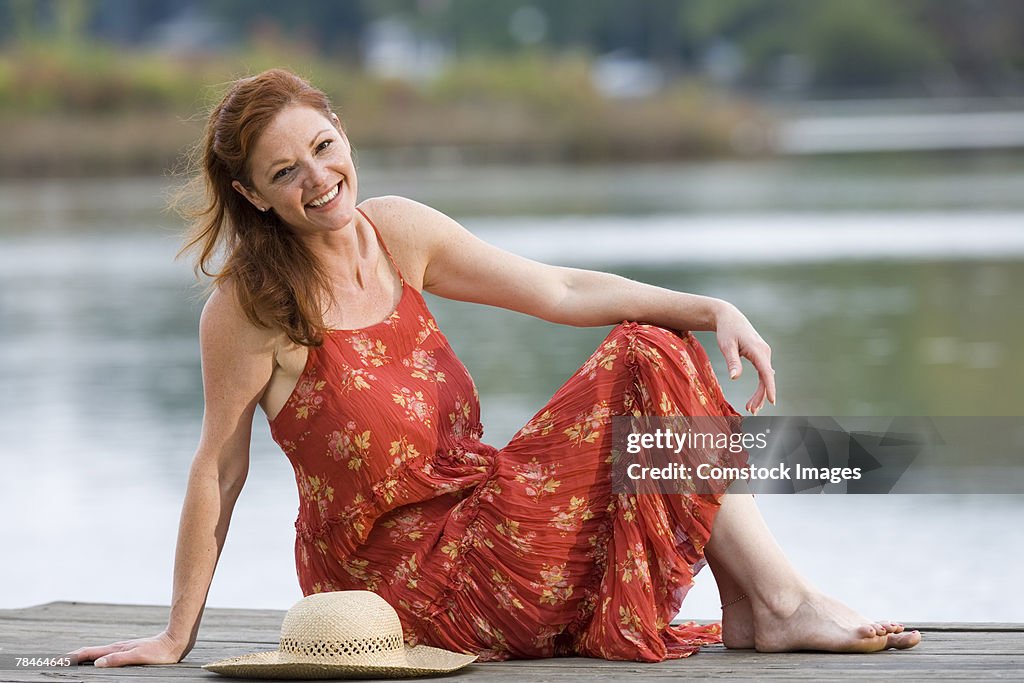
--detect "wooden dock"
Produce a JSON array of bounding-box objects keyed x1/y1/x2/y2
[{"x1": 2, "y1": 602, "x2": 1022, "y2": 681}]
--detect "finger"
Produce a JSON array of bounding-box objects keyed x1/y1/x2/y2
[
  {"x1": 95, "y1": 650, "x2": 136, "y2": 668},
  {"x1": 720, "y1": 340, "x2": 742, "y2": 380},
  {"x1": 745, "y1": 347, "x2": 777, "y2": 405},
  {"x1": 746, "y1": 383, "x2": 766, "y2": 415},
  {"x1": 67, "y1": 645, "x2": 123, "y2": 662}
]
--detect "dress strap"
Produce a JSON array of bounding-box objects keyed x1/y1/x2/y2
[{"x1": 357, "y1": 206, "x2": 405, "y2": 284}]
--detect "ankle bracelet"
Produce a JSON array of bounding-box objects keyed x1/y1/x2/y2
[{"x1": 720, "y1": 593, "x2": 748, "y2": 610}]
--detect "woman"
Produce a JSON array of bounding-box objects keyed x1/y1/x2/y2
[{"x1": 72, "y1": 69, "x2": 919, "y2": 667}]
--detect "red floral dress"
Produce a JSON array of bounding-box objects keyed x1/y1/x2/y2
[{"x1": 268, "y1": 210, "x2": 741, "y2": 662}]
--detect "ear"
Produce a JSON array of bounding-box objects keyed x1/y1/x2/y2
[{"x1": 231, "y1": 180, "x2": 269, "y2": 212}]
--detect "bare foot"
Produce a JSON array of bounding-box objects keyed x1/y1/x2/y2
[
  {"x1": 752, "y1": 591, "x2": 922, "y2": 653},
  {"x1": 721, "y1": 596, "x2": 755, "y2": 649}
]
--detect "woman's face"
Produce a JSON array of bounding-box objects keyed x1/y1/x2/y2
[{"x1": 233, "y1": 105, "x2": 358, "y2": 235}]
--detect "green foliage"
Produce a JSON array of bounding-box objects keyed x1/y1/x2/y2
[
  {"x1": 430, "y1": 52, "x2": 598, "y2": 113},
  {"x1": 1, "y1": 42, "x2": 203, "y2": 112},
  {"x1": 0, "y1": 0, "x2": 1020, "y2": 175},
  {"x1": 802, "y1": 0, "x2": 942, "y2": 89},
  {"x1": 2, "y1": 0, "x2": 1021, "y2": 97}
]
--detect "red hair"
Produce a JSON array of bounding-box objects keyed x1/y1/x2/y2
[{"x1": 177, "y1": 68, "x2": 341, "y2": 346}]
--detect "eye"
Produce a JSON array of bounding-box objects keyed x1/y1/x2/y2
[
  {"x1": 315, "y1": 139, "x2": 333, "y2": 153},
  {"x1": 272, "y1": 166, "x2": 293, "y2": 181}
]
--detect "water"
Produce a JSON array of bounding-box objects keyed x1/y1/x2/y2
[{"x1": 2, "y1": 157, "x2": 1023, "y2": 625}]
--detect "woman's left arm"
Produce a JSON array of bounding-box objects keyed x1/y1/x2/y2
[
  {"x1": 370, "y1": 196, "x2": 776, "y2": 413},
  {"x1": 525, "y1": 268, "x2": 776, "y2": 414}
]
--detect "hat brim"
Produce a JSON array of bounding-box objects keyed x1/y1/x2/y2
[{"x1": 203, "y1": 645, "x2": 478, "y2": 679}]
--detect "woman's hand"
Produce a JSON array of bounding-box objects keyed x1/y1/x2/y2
[
  {"x1": 713, "y1": 302, "x2": 777, "y2": 414},
  {"x1": 67, "y1": 630, "x2": 189, "y2": 668}
]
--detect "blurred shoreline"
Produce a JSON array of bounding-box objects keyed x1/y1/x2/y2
[
  {"x1": 4, "y1": 38, "x2": 1023, "y2": 177},
  {"x1": 0, "y1": 100, "x2": 770, "y2": 178},
  {"x1": 5, "y1": 100, "x2": 1023, "y2": 178},
  {"x1": 0, "y1": 44, "x2": 772, "y2": 177}
]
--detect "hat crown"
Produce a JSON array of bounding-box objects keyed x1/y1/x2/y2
[
  {"x1": 203, "y1": 589, "x2": 477, "y2": 677},
  {"x1": 278, "y1": 591, "x2": 406, "y2": 664}
]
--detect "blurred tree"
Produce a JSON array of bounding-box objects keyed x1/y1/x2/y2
[
  {"x1": 54, "y1": 0, "x2": 93, "y2": 45},
  {"x1": 917, "y1": 0, "x2": 1024, "y2": 95},
  {"x1": 5, "y1": 0, "x2": 39, "y2": 43},
  {"x1": 206, "y1": 0, "x2": 367, "y2": 58},
  {"x1": 802, "y1": 0, "x2": 942, "y2": 91},
  {"x1": 91, "y1": 0, "x2": 184, "y2": 45},
  {"x1": 371, "y1": 0, "x2": 689, "y2": 65},
  {"x1": 1, "y1": 0, "x2": 1021, "y2": 97},
  {"x1": 680, "y1": 0, "x2": 945, "y2": 92}
]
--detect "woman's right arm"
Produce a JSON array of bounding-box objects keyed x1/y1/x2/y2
[{"x1": 69, "y1": 285, "x2": 276, "y2": 667}]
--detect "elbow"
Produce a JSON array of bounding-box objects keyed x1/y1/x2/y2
[
  {"x1": 541, "y1": 269, "x2": 584, "y2": 326},
  {"x1": 545, "y1": 269, "x2": 628, "y2": 327},
  {"x1": 220, "y1": 468, "x2": 248, "y2": 500},
  {"x1": 189, "y1": 449, "x2": 249, "y2": 501},
  {"x1": 215, "y1": 456, "x2": 249, "y2": 500}
]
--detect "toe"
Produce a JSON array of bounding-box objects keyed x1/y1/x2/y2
[
  {"x1": 886, "y1": 630, "x2": 922, "y2": 650},
  {"x1": 857, "y1": 623, "x2": 881, "y2": 638}
]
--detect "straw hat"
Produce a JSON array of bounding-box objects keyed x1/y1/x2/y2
[{"x1": 203, "y1": 591, "x2": 477, "y2": 679}]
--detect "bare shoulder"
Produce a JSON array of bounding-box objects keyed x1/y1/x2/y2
[
  {"x1": 358, "y1": 194, "x2": 447, "y2": 229},
  {"x1": 200, "y1": 281, "x2": 278, "y2": 357},
  {"x1": 357, "y1": 195, "x2": 460, "y2": 288}
]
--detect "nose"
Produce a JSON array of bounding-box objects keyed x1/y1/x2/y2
[{"x1": 303, "y1": 160, "x2": 330, "y2": 189}]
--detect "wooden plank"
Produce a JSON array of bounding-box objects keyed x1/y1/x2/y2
[
  {"x1": 1, "y1": 602, "x2": 1021, "y2": 682},
  {"x1": 16, "y1": 602, "x2": 1022, "y2": 632}
]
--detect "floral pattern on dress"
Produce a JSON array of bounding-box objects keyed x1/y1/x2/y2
[
  {"x1": 578, "y1": 339, "x2": 620, "y2": 380},
  {"x1": 349, "y1": 333, "x2": 391, "y2": 367},
  {"x1": 533, "y1": 624, "x2": 566, "y2": 652},
  {"x1": 392, "y1": 553, "x2": 420, "y2": 589},
  {"x1": 342, "y1": 557, "x2": 383, "y2": 591},
  {"x1": 511, "y1": 458, "x2": 561, "y2": 502},
  {"x1": 536, "y1": 563, "x2": 573, "y2": 605},
  {"x1": 490, "y1": 568, "x2": 526, "y2": 612},
  {"x1": 476, "y1": 478, "x2": 502, "y2": 504},
  {"x1": 388, "y1": 435, "x2": 421, "y2": 469},
  {"x1": 292, "y1": 375, "x2": 327, "y2": 420},
  {"x1": 273, "y1": 218, "x2": 742, "y2": 663},
  {"x1": 630, "y1": 330, "x2": 665, "y2": 370},
  {"x1": 392, "y1": 387, "x2": 434, "y2": 427},
  {"x1": 448, "y1": 397, "x2": 475, "y2": 438},
  {"x1": 549, "y1": 496, "x2": 595, "y2": 536},
  {"x1": 338, "y1": 366, "x2": 376, "y2": 393},
  {"x1": 618, "y1": 604, "x2": 646, "y2": 647},
  {"x1": 495, "y1": 518, "x2": 537, "y2": 556},
  {"x1": 415, "y1": 315, "x2": 441, "y2": 345},
  {"x1": 619, "y1": 542, "x2": 651, "y2": 586},
  {"x1": 327, "y1": 421, "x2": 371, "y2": 470},
  {"x1": 296, "y1": 464, "x2": 334, "y2": 519},
  {"x1": 659, "y1": 391, "x2": 680, "y2": 415},
  {"x1": 403, "y1": 348, "x2": 446, "y2": 383},
  {"x1": 470, "y1": 614, "x2": 511, "y2": 661},
  {"x1": 679, "y1": 350, "x2": 711, "y2": 407},
  {"x1": 564, "y1": 401, "x2": 612, "y2": 446},
  {"x1": 514, "y1": 409, "x2": 556, "y2": 439},
  {"x1": 310, "y1": 579, "x2": 343, "y2": 593},
  {"x1": 381, "y1": 507, "x2": 434, "y2": 543}
]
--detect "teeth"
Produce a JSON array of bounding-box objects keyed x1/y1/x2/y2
[{"x1": 308, "y1": 183, "x2": 339, "y2": 208}]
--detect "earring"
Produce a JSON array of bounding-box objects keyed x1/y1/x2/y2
[{"x1": 260, "y1": 206, "x2": 269, "y2": 212}]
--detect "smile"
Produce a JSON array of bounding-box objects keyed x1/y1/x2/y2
[{"x1": 307, "y1": 182, "x2": 340, "y2": 209}]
